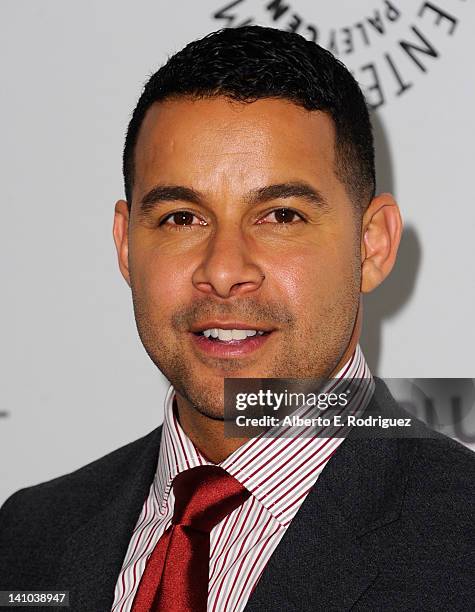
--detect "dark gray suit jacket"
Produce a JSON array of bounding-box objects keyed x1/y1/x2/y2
[{"x1": 1, "y1": 379, "x2": 474, "y2": 611}]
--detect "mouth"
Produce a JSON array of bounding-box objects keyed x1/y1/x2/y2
[{"x1": 189, "y1": 322, "x2": 275, "y2": 358}]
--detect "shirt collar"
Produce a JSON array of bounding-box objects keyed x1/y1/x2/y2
[{"x1": 153, "y1": 344, "x2": 373, "y2": 523}]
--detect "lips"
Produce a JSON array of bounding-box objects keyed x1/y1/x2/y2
[
  {"x1": 190, "y1": 321, "x2": 273, "y2": 334},
  {"x1": 200, "y1": 328, "x2": 264, "y2": 341},
  {"x1": 190, "y1": 326, "x2": 274, "y2": 358}
]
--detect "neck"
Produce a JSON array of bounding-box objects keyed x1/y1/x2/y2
[{"x1": 175, "y1": 397, "x2": 244, "y2": 463}]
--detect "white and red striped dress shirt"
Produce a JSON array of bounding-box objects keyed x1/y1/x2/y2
[{"x1": 111, "y1": 344, "x2": 374, "y2": 612}]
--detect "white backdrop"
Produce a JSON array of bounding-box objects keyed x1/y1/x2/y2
[{"x1": 1, "y1": 0, "x2": 474, "y2": 505}]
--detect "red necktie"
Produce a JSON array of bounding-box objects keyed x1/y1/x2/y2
[{"x1": 131, "y1": 465, "x2": 250, "y2": 612}]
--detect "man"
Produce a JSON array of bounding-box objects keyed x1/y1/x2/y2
[{"x1": 0, "y1": 25, "x2": 473, "y2": 612}]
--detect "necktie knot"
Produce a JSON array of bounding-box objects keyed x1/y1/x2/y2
[
  {"x1": 172, "y1": 465, "x2": 250, "y2": 533},
  {"x1": 132, "y1": 464, "x2": 250, "y2": 612}
]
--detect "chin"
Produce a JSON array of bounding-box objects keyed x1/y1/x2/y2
[
  {"x1": 194, "y1": 405, "x2": 226, "y2": 422},
  {"x1": 174, "y1": 377, "x2": 226, "y2": 421},
  {"x1": 186, "y1": 393, "x2": 226, "y2": 421}
]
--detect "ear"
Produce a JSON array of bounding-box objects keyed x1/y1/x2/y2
[
  {"x1": 360, "y1": 193, "x2": 403, "y2": 293},
  {"x1": 113, "y1": 199, "x2": 131, "y2": 287}
]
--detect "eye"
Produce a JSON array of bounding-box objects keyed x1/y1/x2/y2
[
  {"x1": 160, "y1": 211, "x2": 207, "y2": 227},
  {"x1": 258, "y1": 208, "x2": 305, "y2": 224}
]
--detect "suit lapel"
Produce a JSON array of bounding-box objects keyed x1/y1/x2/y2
[
  {"x1": 56, "y1": 426, "x2": 162, "y2": 611},
  {"x1": 245, "y1": 380, "x2": 417, "y2": 611},
  {"x1": 244, "y1": 473, "x2": 380, "y2": 612}
]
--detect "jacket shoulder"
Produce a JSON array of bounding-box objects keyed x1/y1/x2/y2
[
  {"x1": 370, "y1": 378, "x2": 474, "y2": 524},
  {"x1": 407, "y1": 431, "x2": 475, "y2": 513},
  {"x1": 2, "y1": 426, "x2": 161, "y2": 518},
  {"x1": 0, "y1": 426, "x2": 162, "y2": 586}
]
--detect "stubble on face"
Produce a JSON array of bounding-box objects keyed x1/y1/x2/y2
[{"x1": 130, "y1": 258, "x2": 360, "y2": 421}]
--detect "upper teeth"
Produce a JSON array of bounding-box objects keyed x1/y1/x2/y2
[{"x1": 202, "y1": 328, "x2": 264, "y2": 340}]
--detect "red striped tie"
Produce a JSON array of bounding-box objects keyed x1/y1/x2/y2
[{"x1": 131, "y1": 465, "x2": 250, "y2": 612}]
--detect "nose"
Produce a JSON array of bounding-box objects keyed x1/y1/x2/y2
[{"x1": 192, "y1": 224, "x2": 265, "y2": 299}]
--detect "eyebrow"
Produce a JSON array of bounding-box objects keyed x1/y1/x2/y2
[
  {"x1": 246, "y1": 182, "x2": 328, "y2": 209},
  {"x1": 138, "y1": 181, "x2": 329, "y2": 216},
  {"x1": 139, "y1": 185, "x2": 202, "y2": 216}
]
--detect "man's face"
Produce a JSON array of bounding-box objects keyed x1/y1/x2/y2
[{"x1": 125, "y1": 97, "x2": 362, "y2": 419}]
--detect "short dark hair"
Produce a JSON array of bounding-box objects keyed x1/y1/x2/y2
[{"x1": 123, "y1": 25, "x2": 375, "y2": 210}]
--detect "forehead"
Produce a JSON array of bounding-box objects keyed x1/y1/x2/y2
[{"x1": 133, "y1": 96, "x2": 339, "y2": 202}]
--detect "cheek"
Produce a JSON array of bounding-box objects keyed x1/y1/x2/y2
[
  {"x1": 130, "y1": 246, "x2": 189, "y2": 318},
  {"x1": 266, "y1": 240, "x2": 357, "y2": 313}
]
